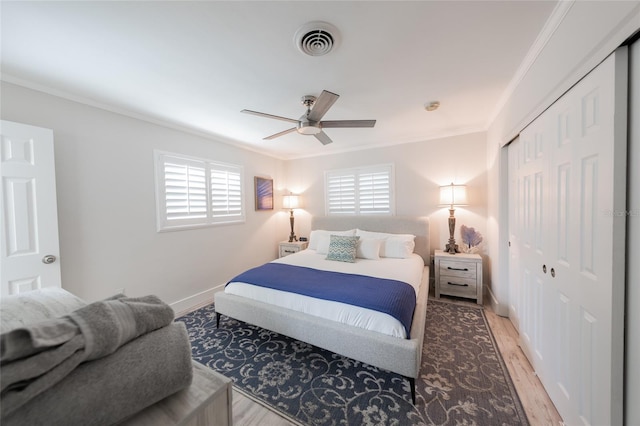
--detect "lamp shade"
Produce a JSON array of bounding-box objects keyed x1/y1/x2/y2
[
  {"x1": 283, "y1": 194, "x2": 302, "y2": 209},
  {"x1": 439, "y1": 183, "x2": 468, "y2": 207}
]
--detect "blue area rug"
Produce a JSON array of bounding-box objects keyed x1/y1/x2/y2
[{"x1": 176, "y1": 299, "x2": 528, "y2": 425}]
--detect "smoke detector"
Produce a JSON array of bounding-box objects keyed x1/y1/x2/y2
[
  {"x1": 294, "y1": 21, "x2": 340, "y2": 57},
  {"x1": 424, "y1": 101, "x2": 440, "y2": 112}
]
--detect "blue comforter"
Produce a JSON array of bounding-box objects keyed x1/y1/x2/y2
[{"x1": 227, "y1": 263, "x2": 416, "y2": 338}]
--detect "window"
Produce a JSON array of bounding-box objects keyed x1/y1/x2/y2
[
  {"x1": 155, "y1": 151, "x2": 244, "y2": 231},
  {"x1": 325, "y1": 164, "x2": 394, "y2": 215}
]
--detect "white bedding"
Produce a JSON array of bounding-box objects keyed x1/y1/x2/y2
[{"x1": 224, "y1": 249, "x2": 425, "y2": 338}]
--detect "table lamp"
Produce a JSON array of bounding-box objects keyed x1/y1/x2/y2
[
  {"x1": 439, "y1": 183, "x2": 468, "y2": 254},
  {"x1": 283, "y1": 194, "x2": 302, "y2": 242}
]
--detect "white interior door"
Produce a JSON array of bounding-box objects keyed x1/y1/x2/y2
[
  {"x1": 513, "y1": 113, "x2": 550, "y2": 383},
  {"x1": 508, "y1": 50, "x2": 627, "y2": 426},
  {"x1": 1, "y1": 120, "x2": 61, "y2": 295}
]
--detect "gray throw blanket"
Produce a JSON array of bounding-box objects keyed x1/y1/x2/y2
[
  {"x1": 3, "y1": 323, "x2": 193, "y2": 426},
  {"x1": 0, "y1": 294, "x2": 175, "y2": 418}
]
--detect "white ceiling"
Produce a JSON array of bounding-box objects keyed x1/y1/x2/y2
[{"x1": 1, "y1": 1, "x2": 558, "y2": 159}]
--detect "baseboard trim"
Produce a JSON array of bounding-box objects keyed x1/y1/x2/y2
[
  {"x1": 487, "y1": 286, "x2": 509, "y2": 317},
  {"x1": 171, "y1": 284, "x2": 224, "y2": 317}
]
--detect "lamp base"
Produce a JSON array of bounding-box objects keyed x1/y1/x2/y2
[
  {"x1": 445, "y1": 208, "x2": 460, "y2": 254},
  {"x1": 445, "y1": 241, "x2": 460, "y2": 254},
  {"x1": 288, "y1": 210, "x2": 297, "y2": 242}
]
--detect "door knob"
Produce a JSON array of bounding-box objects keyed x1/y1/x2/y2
[
  {"x1": 550, "y1": 268, "x2": 556, "y2": 278},
  {"x1": 42, "y1": 255, "x2": 57, "y2": 264},
  {"x1": 542, "y1": 264, "x2": 547, "y2": 274}
]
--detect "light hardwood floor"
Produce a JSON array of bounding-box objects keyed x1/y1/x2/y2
[{"x1": 230, "y1": 301, "x2": 563, "y2": 426}]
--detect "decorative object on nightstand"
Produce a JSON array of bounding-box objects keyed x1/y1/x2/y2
[
  {"x1": 434, "y1": 249, "x2": 482, "y2": 304},
  {"x1": 283, "y1": 193, "x2": 302, "y2": 242},
  {"x1": 460, "y1": 224, "x2": 483, "y2": 254},
  {"x1": 279, "y1": 240, "x2": 308, "y2": 258},
  {"x1": 439, "y1": 182, "x2": 468, "y2": 254}
]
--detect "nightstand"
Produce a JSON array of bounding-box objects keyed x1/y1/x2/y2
[
  {"x1": 279, "y1": 241, "x2": 308, "y2": 258},
  {"x1": 434, "y1": 249, "x2": 483, "y2": 305}
]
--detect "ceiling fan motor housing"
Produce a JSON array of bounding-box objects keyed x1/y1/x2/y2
[
  {"x1": 294, "y1": 21, "x2": 340, "y2": 57},
  {"x1": 297, "y1": 95, "x2": 321, "y2": 134}
]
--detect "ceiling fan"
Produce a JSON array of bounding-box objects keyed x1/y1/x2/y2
[{"x1": 241, "y1": 90, "x2": 376, "y2": 145}]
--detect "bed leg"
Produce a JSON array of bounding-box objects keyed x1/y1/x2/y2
[
  {"x1": 216, "y1": 312, "x2": 221, "y2": 328},
  {"x1": 407, "y1": 377, "x2": 416, "y2": 404}
]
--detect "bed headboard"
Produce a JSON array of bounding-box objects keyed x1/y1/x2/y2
[{"x1": 311, "y1": 216, "x2": 430, "y2": 264}]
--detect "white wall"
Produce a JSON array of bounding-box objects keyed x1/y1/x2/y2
[
  {"x1": 1, "y1": 82, "x2": 288, "y2": 312},
  {"x1": 285, "y1": 132, "x2": 488, "y2": 283}
]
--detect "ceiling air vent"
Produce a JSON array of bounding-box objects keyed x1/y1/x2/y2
[{"x1": 294, "y1": 21, "x2": 340, "y2": 57}]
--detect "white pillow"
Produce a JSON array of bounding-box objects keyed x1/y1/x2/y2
[
  {"x1": 383, "y1": 236, "x2": 416, "y2": 258},
  {"x1": 315, "y1": 234, "x2": 331, "y2": 254},
  {"x1": 355, "y1": 229, "x2": 415, "y2": 258},
  {"x1": 356, "y1": 238, "x2": 383, "y2": 260},
  {"x1": 309, "y1": 229, "x2": 355, "y2": 250}
]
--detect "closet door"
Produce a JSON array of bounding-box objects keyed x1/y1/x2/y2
[
  {"x1": 509, "y1": 49, "x2": 627, "y2": 426},
  {"x1": 514, "y1": 117, "x2": 550, "y2": 383}
]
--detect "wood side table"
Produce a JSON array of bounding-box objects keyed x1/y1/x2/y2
[{"x1": 434, "y1": 249, "x2": 483, "y2": 305}]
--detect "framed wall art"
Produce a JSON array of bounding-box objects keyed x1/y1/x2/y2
[{"x1": 254, "y1": 176, "x2": 274, "y2": 210}]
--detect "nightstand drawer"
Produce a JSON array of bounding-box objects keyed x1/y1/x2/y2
[
  {"x1": 279, "y1": 241, "x2": 308, "y2": 258},
  {"x1": 439, "y1": 259, "x2": 477, "y2": 279},
  {"x1": 279, "y1": 246, "x2": 300, "y2": 257},
  {"x1": 439, "y1": 276, "x2": 477, "y2": 298}
]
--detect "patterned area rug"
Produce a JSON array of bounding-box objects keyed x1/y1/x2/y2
[{"x1": 176, "y1": 299, "x2": 528, "y2": 425}]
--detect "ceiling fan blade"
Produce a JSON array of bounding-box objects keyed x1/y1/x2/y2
[
  {"x1": 307, "y1": 90, "x2": 339, "y2": 122},
  {"x1": 242, "y1": 109, "x2": 299, "y2": 124},
  {"x1": 314, "y1": 131, "x2": 333, "y2": 145},
  {"x1": 320, "y1": 120, "x2": 376, "y2": 128},
  {"x1": 264, "y1": 127, "x2": 297, "y2": 140}
]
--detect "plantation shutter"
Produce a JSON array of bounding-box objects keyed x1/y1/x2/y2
[
  {"x1": 358, "y1": 169, "x2": 391, "y2": 214},
  {"x1": 325, "y1": 164, "x2": 394, "y2": 215},
  {"x1": 326, "y1": 172, "x2": 356, "y2": 214},
  {"x1": 155, "y1": 151, "x2": 245, "y2": 231},
  {"x1": 210, "y1": 165, "x2": 243, "y2": 219},
  {"x1": 164, "y1": 159, "x2": 207, "y2": 220}
]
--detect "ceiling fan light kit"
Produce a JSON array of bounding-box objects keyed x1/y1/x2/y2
[{"x1": 242, "y1": 90, "x2": 376, "y2": 145}]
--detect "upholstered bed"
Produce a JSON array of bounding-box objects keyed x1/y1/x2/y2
[{"x1": 214, "y1": 216, "x2": 430, "y2": 403}]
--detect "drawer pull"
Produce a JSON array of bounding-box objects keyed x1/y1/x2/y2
[
  {"x1": 447, "y1": 282, "x2": 469, "y2": 287},
  {"x1": 447, "y1": 267, "x2": 469, "y2": 271},
  {"x1": 284, "y1": 250, "x2": 296, "y2": 253}
]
